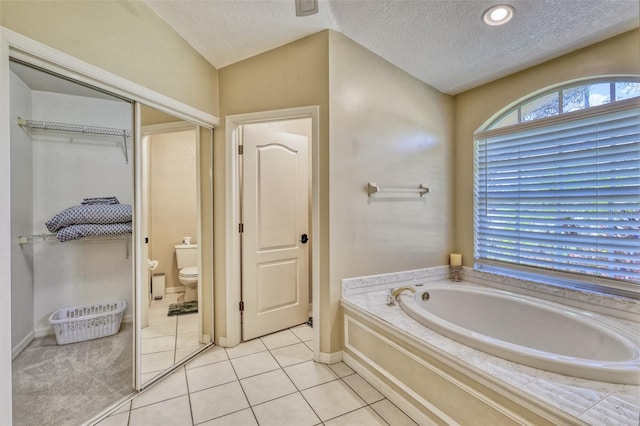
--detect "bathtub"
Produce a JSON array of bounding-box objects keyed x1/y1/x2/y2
[{"x1": 396, "y1": 282, "x2": 640, "y2": 385}]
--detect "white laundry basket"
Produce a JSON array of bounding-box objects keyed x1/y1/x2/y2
[{"x1": 48, "y1": 300, "x2": 127, "y2": 345}]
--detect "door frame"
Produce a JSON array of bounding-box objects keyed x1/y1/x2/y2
[
  {"x1": 0, "y1": 27, "x2": 218, "y2": 424},
  {"x1": 224, "y1": 106, "x2": 320, "y2": 361}
]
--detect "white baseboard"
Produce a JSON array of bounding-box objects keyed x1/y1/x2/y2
[
  {"x1": 34, "y1": 326, "x2": 52, "y2": 338},
  {"x1": 165, "y1": 286, "x2": 185, "y2": 294},
  {"x1": 318, "y1": 350, "x2": 343, "y2": 364},
  {"x1": 216, "y1": 336, "x2": 228, "y2": 347},
  {"x1": 12, "y1": 331, "x2": 35, "y2": 360}
]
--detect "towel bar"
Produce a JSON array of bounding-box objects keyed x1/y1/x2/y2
[{"x1": 367, "y1": 182, "x2": 430, "y2": 198}]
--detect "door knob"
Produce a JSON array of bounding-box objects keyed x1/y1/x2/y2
[{"x1": 300, "y1": 234, "x2": 308, "y2": 244}]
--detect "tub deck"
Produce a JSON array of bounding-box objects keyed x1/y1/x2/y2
[{"x1": 341, "y1": 271, "x2": 640, "y2": 426}]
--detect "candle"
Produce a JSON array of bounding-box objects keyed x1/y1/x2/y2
[{"x1": 449, "y1": 253, "x2": 462, "y2": 267}]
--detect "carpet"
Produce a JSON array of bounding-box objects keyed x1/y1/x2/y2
[
  {"x1": 12, "y1": 323, "x2": 134, "y2": 426},
  {"x1": 168, "y1": 301, "x2": 198, "y2": 316}
]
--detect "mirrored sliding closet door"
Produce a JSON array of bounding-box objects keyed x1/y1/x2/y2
[{"x1": 135, "y1": 104, "x2": 214, "y2": 388}]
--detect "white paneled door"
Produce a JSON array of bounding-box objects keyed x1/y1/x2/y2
[{"x1": 241, "y1": 123, "x2": 310, "y2": 340}]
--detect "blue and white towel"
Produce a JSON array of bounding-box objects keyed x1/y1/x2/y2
[
  {"x1": 81, "y1": 196, "x2": 120, "y2": 205},
  {"x1": 56, "y1": 222, "x2": 132, "y2": 242},
  {"x1": 46, "y1": 204, "x2": 132, "y2": 233}
]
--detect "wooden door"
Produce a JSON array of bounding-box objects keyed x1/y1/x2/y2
[{"x1": 241, "y1": 123, "x2": 310, "y2": 340}]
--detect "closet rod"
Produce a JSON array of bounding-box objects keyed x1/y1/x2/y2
[
  {"x1": 18, "y1": 233, "x2": 131, "y2": 258},
  {"x1": 17, "y1": 117, "x2": 131, "y2": 163},
  {"x1": 18, "y1": 234, "x2": 132, "y2": 244}
]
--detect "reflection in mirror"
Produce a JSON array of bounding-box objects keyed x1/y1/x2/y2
[
  {"x1": 138, "y1": 105, "x2": 212, "y2": 386},
  {"x1": 9, "y1": 60, "x2": 135, "y2": 425}
]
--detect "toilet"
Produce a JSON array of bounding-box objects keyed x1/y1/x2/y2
[{"x1": 175, "y1": 243, "x2": 198, "y2": 302}]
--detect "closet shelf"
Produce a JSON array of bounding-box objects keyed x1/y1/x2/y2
[
  {"x1": 18, "y1": 233, "x2": 131, "y2": 244},
  {"x1": 18, "y1": 117, "x2": 131, "y2": 163}
]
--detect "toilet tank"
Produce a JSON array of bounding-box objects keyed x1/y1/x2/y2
[{"x1": 175, "y1": 244, "x2": 198, "y2": 269}]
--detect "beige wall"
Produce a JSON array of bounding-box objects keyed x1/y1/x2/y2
[
  {"x1": 1, "y1": 0, "x2": 218, "y2": 116},
  {"x1": 217, "y1": 30, "x2": 454, "y2": 354},
  {"x1": 140, "y1": 104, "x2": 184, "y2": 127},
  {"x1": 149, "y1": 130, "x2": 198, "y2": 289},
  {"x1": 328, "y1": 32, "x2": 454, "y2": 351},
  {"x1": 453, "y1": 29, "x2": 640, "y2": 267},
  {"x1": 216, "y1": 31, "x2": 330, "y2": 345}
]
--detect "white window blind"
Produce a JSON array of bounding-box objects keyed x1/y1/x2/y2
[{"x1": 474, "y1": 104, "x2": 640, "y2": 287}]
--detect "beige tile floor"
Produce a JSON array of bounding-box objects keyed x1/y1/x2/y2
[
  {"x1": 99, "y1": 324, "x2": 417, "y2": 425},
  {"x1": 141, "y1": 293, "x2": 206, "y2": 384}
]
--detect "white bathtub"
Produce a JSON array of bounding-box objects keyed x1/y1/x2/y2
[{"x1": 396, "y1": 282, "x2": 640, "y2": 385}]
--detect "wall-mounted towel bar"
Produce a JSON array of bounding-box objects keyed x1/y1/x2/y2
[
  {"x1": 367, "y1": 182, "x2": 430, "y2": 198},
  {"x1": 18, "y1": 117, "x2": 131, "y2": 163}
]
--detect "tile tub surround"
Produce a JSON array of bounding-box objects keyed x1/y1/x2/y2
[
  {"x1": 341, "y1": 268, "x2": 640, "y2": 425},
  {"x1": 343, "y1": 266, "x2": 640, "y2": 321},
  {"x1": 342, "y1": 266, "x2": 450, "y2": 297},
  {"x1": 463, "y1": 267, "x2": 640, "y2": 322}
]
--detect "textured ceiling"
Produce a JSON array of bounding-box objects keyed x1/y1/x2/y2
[{"x1": 145, "y1": 0, "x2": 639, "y2": 94}]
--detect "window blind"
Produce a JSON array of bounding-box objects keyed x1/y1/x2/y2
[{"x1": 474, "y1": 105, "x2": 640, "y2": 285}]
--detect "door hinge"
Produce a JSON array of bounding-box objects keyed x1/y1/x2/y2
[
  {"x1": 239, "y1": 223, "x2": 244, "y2": 233},
  {"x1": 239, "y1": 301, "x2": 244, "y2": 311},
  {"x1": 238, "y1": 145, "x2": 243, "y2": 155}
]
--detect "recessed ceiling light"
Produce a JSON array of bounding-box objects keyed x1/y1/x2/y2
[{"x1": 482, "y1": 4, "x2": 515, "y2": 26}]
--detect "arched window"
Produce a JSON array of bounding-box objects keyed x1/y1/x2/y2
[{"x1": 474, "y1": 78, "x2": 640, "y2": 297}]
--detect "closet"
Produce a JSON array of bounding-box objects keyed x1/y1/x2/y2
[{"x1": 9, "y1": 60, "x2": 135, "y2": 425}]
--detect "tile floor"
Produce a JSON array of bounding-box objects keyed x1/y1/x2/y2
[
  {"x1": 141, "y1": 293, "x2": 206, "y2": 384},
  {"x1": 99, "y1": 324, "x2": 417, "y2": 425}
]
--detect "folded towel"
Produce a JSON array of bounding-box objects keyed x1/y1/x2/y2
[
  {"x1": 56, "y1": 222, "x2": 132, "y2": 242},
  {"x1": 46, "y1": 204, "x2": 132, "y2": 232},
  {"x1": 81, "y1": 197, "x2": 120, "y2": 205}
]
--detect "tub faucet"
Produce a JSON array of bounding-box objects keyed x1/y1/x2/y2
[
  {"x1": 386, "y1": 286, "x2": 416, "y2": 305},
  {"x1": 386, "y1": 289, "x2": 396, "y2": 306}
]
